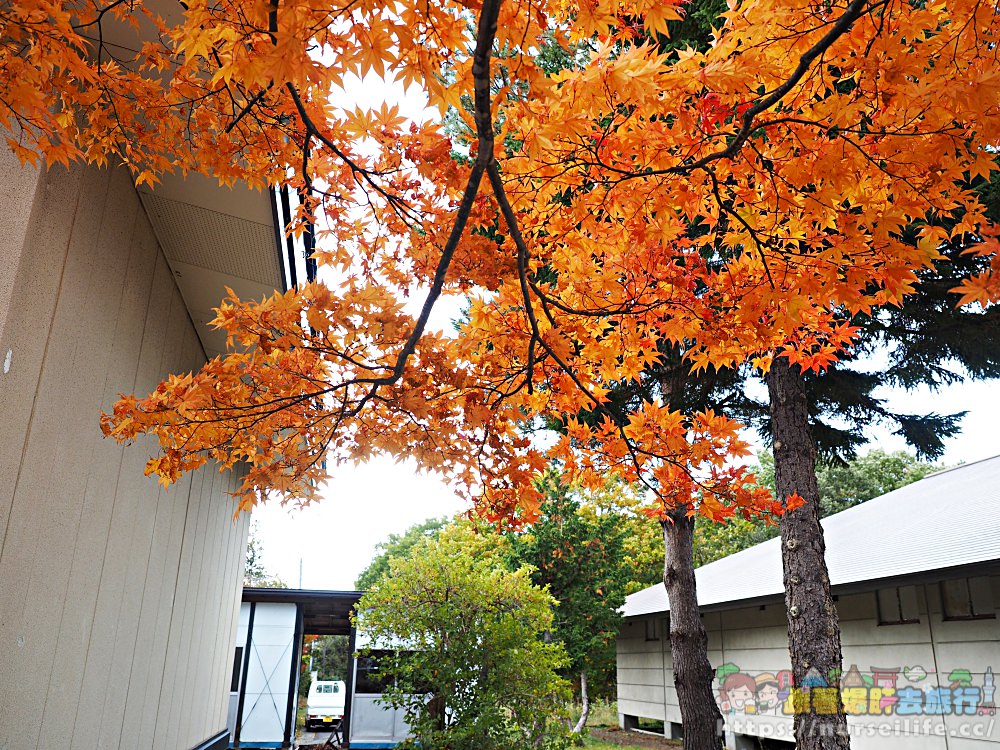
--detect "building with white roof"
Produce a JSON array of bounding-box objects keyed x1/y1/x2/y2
[{"x1": 617, "y1": 455, "x2": 1000, "y2": 749}]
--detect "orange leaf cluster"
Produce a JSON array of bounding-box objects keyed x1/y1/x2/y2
[{"x1": 7, "y1": 0, "x2": 996, "y2": 522}]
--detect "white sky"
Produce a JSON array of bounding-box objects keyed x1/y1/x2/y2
[
  {"x1": 844, "y1": 377, "x2": 1000, "y2": 465},
  {"x1": 249, "y1": 71, "x2": 1000, "y2": 592}
]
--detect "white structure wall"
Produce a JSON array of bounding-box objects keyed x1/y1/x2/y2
[
  {"x1": 232, "y1": 602, "x2": 300, "y2": 747},
  {"x1": 0, "y1": 154, "x2": 251, "y2": 750},
  {"x1": 618, "y1": 575, "x2": 1000, "y2": 749}
]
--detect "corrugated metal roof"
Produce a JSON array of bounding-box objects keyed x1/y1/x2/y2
[{"x1": 623, "y1": 454, "x2": 1000, "y2": 618}]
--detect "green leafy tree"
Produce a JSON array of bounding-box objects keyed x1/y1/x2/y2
[
  {"x1": 582, "y1": 481, "x2": 662, "y2": 596},
  {"x1": 506, "y1": 474, "x2": 630, "y2": 730},
  {"x1": 309, "y1": 635, "x2": 350, "y2": 680},
  {"x1": 815, "y1": 450, "x2": 947, "y2": 515},
  {"x1": 355, "y1": 476, "x2": 662, "y2": 729},
  {"x1": 357, "y1": 524, "x2": 571, "y2": 750},
  {"x1": 300, "y1": 634, "x2": 351, "y2": 697},
  {"x1": 693, "y1": 516, "x2": 778, "y2": 569},
  {"x1": 354, "y1": 516, "x2": 450, "y2": 590},
  {"x1": 619, "y1": 518, "x2": 664, "y2": 596}
]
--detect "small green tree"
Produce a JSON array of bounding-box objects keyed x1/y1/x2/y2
[
  {"x1": 357, "y1": 524, "x2": 571, "y2": 750},
  {"x1": 506, "y1": 474, "x2": 630, "y2": 730}
]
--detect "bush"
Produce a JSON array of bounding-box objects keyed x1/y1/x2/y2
[{"x1": 357, "y1": 523, "x2": 572, "y2": 750}]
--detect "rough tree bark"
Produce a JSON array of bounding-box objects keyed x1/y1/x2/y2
[
  {"x1": 662, "y1": 510, "x2": 724, "y2": 750},
  {"x1": 767, "y1": 359, "x2": 850, "y2": 749}
]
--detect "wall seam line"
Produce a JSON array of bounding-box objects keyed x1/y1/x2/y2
[{"x1": 0, "y1": 168, "x2": 82, "y2": 562}]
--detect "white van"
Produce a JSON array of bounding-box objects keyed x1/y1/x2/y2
[{"x1": 306, "y1": 679, "x2": 346, "y2": 731}]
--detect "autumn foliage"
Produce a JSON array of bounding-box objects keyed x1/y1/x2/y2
[{"x1": 5, "y1": 0, "x2": 998, "y2": 520}]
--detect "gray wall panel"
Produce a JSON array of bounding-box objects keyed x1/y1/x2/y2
[{"x1": 0, "y1": 160, "x2": 251, "y2": 750}]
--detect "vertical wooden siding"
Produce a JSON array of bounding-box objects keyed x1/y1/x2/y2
[{"x1": 0, "y1": 158, "x2": 250, "y2": 750}]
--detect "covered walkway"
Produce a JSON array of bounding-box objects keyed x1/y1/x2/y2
[{"x1": 230, "y1": 588, "x2": 363, "y2": 749}]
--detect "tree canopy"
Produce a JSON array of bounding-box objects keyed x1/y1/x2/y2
[
  {"x1": 505, "y1": 475, "x2": 631, "y2": 702},
  {"x1": 18, "y1": 0, "x2": 986, "y2": 528},
  {"x1": 356, "y1": 479, "x2": 662, "y2": 701}
]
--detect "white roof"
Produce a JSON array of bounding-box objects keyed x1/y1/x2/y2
[{"x1": 624, "y1": 454, "x2": 1000, "y2": 618}]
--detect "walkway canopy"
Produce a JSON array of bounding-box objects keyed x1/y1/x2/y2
[{"x1": 242, "y1": 587, "x2": 362, "y2": 635}]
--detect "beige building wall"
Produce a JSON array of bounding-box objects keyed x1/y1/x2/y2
[
  {"x1": 0, "y1": 156, "x2": 250, "y2": 750},
  {"x1": 618, "y1": 575, "x2": 1000, "y2": 749}
]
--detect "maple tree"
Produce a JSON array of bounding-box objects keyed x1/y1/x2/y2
[
  {"x1": 34, "y1": 0, "x2": 990, "y2": 519},
  {"x1": 6, "y1": 0, "x2": 1000, "y2": 746},
  {"x1": 755, "y1": 189, "x2": 1000, "y2": 748}
]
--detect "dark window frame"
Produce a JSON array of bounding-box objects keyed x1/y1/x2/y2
[
  {"x1": 644, "y1": 618, "x2": 659, "y2": 641},
  {"x1": 876, "y1": 587, "x2": 920, "y2": 626},
  {"x1": 941, "y1": 577, "x2": 997, "y2": 621},
  {"x1": 355, "y1": 650, "x2": 392, "y2": 694}
]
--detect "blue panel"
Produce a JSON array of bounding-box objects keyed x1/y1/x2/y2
[
  {"x1": 349, "y1": 743, "x2": 398, "y2": 748},
  {"x1": 226, "y1": 743, "x2": 282, "y2": 749}
]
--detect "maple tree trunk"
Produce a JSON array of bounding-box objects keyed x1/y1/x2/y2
[
  {"x1": 767, "y1": 359, "x2": 850, "y2": 750},
  {"x1": 662, "y1": 512, "x2": 724, "y2": 750}
]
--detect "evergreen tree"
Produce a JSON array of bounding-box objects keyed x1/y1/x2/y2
[{"x1": 505, "y1": 474, "x2": 631, "y2": 732}]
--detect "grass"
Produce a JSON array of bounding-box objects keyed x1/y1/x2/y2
[
  {"x1": 581, "y1": 729, "x2": 682, "y2": 749},
  {"x1": 571, "y1": 701, "x2": 682, "y2": 748},
  {"x1": 583, "y1": 738, "x2": 627, "y2": 749},
  {"x1": 570, "y1": 698, "x2": 619, "y2": 728},
  {"x1": 574, "y1": 701, "x2": 625, "y2": 748}
]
